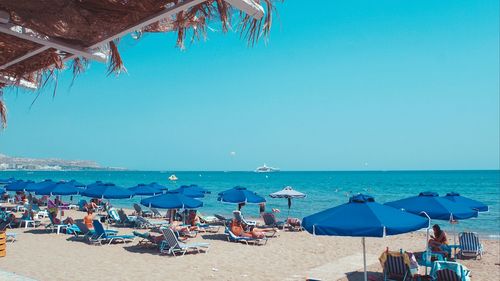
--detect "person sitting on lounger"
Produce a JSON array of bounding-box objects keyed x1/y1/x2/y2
[
  {"x1": 51, "y1": 210, "x2": 74, "y2": 225},
  {"x1": 428, "y1": 224, "x2": 448, "y2": 254},
  {"x1": 230, "y1": 219, "x2": 275, "y2": 239},
  {"x1": 85, "y1": 199, "x2": 99, "y2": 212},
  {"x1": 188, "y1": 210, "x2": 201, "y2": 227},
  {"x1": 84, "y1": 210, "x2": 94, "y2": 229}
]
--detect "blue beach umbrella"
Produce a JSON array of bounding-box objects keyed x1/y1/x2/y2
[
  {"x1": 385, "y1": 192, "x2": 478, "y2": 221},
  {"x1": 5, "y1": 180, "x2": 34, "y2": 192},
  {"x1": 35, "y1": 181, "x2": 82, "y2": 196},
  {"x1": 0, "y1": 177, "x2": 16, "y2": 185},
  {"x1": 128, "y1": 184, "x2": 162, "y2": 196},
  {"x1": 148, "y1": 182, "x2": 168, "y2": 190},
  {"x1": 171, "y1": 184, "x2": 210, "y2": 198},
  {"x1": 86, "y1": 181, "x2": 104, "y2": 189},
  {"x1": 218, "y1": 186, "x2": 265, "y2": 210},
  {"x1": 443, "y1": 192, "x2": 488, "y2": 212},
  {"x1": 26, "y1": 179, "x2": 57, "y2": 193},
  {"x1": 82, "y1": 183, "x2": 133, "y2": 199},
  {"x1": 302, "y1": 194, "x2": 428, "y2": 281},
  {"x1": 140, "y1": 191, "x2": 203, "y2": 209},
  {"x1": 68, "y1": 180, "x2": 86, "y2": 189}
]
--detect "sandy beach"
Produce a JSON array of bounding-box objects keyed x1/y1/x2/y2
[{"x1": 1, "y1": 209, "x2": 498, "y2": 281}]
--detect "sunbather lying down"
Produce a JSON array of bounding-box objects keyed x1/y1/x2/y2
[
  {"x1": 170, "y1": 220, "x2": 198, "y2": 232},
  {"x1": 230, "y1": 219, "x2": 276, "y2": 239}
]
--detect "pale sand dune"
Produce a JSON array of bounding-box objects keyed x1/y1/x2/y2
[{"x1": 1, "y1": 209, "x2": 498, "y2": 281}]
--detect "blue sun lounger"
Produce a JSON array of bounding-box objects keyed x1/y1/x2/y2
[{"x1": 91, "y1": 220, "x2": 135, "y2": 245}]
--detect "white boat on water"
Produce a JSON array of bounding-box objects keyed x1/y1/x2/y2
[
  {"x1": 255, "y1": 164, "x2": 280, "y2": 173},
  {"x1": 168, "y1": 174, "x2": 178, "y2": 181}
]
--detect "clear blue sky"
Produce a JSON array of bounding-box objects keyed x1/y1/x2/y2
[{"x1": 1, "y1": 0, "x2": 499, "y2": 171}]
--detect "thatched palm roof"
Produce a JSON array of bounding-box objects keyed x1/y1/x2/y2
[{"x1": 0, "y1": 0, "x2": 279, "y2": 127}]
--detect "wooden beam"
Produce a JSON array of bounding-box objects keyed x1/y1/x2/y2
[
  {"x1": 0, "y1": 46, "x2": 50, "y2": 70},
  {"x1": 224, "y1": 0, "x2": 264, "y2": 19},
  {"x1": 0, "y1": 23, "x2": 107, "y2": 62}
]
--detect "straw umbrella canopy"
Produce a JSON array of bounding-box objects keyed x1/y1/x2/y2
[
  {"x1": 218, "y1": 186, "x2": 265, "y2": 210},
  {"x1": 0, "y1": 1, "x2": 279, "y2": 128},
  {"x1": 303, "y1": 194, "x2": 429, "y2": 281},
  {"x1": 270, "y1": 186, "x2": 306, "y2": 217}
]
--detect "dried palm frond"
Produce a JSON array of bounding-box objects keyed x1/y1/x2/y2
[{"x1": 107, "y1": 40, "x2": 126, "y2": 75}]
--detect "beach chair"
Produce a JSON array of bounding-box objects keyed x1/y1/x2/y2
[
  {"x1": 45, "y1": 213, "x2": 68, "y2": 233},
  {"x1": 233, "y1": 210, "x2": 256, "y2": 229},
  {"x1": 150, "y1": 208, "x2": 164, "y2": 218},
  {"x1": 431, "y1": 261, "x2": 471, "y2": 281},
  {"x1": 72, "y1": 221, "x2": 118, "y2": 241},
  {"x1": 117, "y1": 209, "x2": 136, "y2": 227},
  {"x1": 196, "y1": 223, "x2": 221, "y2": 233},
  {"x1": 160, "y1": 228, "x2": 209, "y2": 256},
  {"x1": 135, "y1": 216, "x2": 169, "y2": 229},
  {"x1": 224, "y1": 227, "x2": 268, "y2": 246},
  {"x1": 379, "y1": 251, "x2": 412, "y2": 281},
  {"x1": 91, "y1": 220, "x2": 135, "y2": 245},
  {"x1": 31, "y1": 204, "x2": 49, "y2": 219},
  {"x1": 133, "y1": 203, "x2": 152, "y2": 217},
  {"x1": 132, "y1": 231, "x2": 163, "y2": 248},
  {"x1": 198, "y1": 213, "x2": 218, "y2": 224},
  {"x1": 457, "y1": 232, "x2": 483, "y2": 260},
  {"x1": 214, "y1": 214, "x2": 232, "y2": 226},
  {"x1": 261, "y1": 212, "x2": 285, "y2": 229},
  {"x1": 107, "y1": 208, "x2": 120, "y2": 224}
]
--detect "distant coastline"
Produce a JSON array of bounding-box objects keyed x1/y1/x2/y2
[{"x1": 0, "y1": 153, "x2": 126, "y2": 171}]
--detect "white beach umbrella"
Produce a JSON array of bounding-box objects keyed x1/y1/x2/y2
[{"x1": 270, "y1": 186, "x2": 306, "y2": 218}]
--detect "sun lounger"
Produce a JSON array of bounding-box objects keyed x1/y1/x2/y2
[
  {"x1": 150, "y1": 208, "x2": 164, "y2": 218},
  {"x1": 31, "y1": 204, "x2": 49, "y2": 219},
  {"x1": 458, "y1": 232, "x2": 483, "y2": 260},
  {"x1": 261, "y1": 212, "x2": 285, "y2": 229},
  {"x1": 214, "y1": 214, "x2": 232, "y2": 226},
  {"x1": 91, "y1": 220, "x2": 135, "y2": 245},
  {"x1": 431, "y1": 261, "x2": 471, "y2": 281},
  {"x1": 224, "y1": 227, "x2": 268, "y2": 246},
  {"x1": 117, "y1": 209, "x2": 136, "y2": 227},
  {"x1": 196, "y1": 223, "x2": 220, "y2": 233},
  {"x1": 107, "y1": 208, "x2": 121, "y2": 224},
  {"x1": 160, "y1": 228, "x2": 209, "y2": 256},
  {"x1": 45, "y1": 213, "x2": 68, "y2": 234},
  {"x1": 135, "y1": 216, "x2": 169, "y2": 229},
  {"x1": 198, "y1": 213, "x2": 218, "y2": 224},
  {"x1": 133, "y1": 203, "x2": 152, "y2": 217},
  {"x1": 72, "y1": 221, "x2": 118, "y2": 241},
  {"x1": 233, "y1": 210, "x2": 256, "y2": 229},
  {"x1": 379, "y1": 250, "x2": 412, "y2": 281},
  {"x1": 132, "y1": 231, "x2": 163, "y2": 248}
]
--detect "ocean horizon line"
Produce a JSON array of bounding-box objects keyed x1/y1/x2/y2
[{"x1": 3, "y1": 168, "x2": 499, "y2": 173}]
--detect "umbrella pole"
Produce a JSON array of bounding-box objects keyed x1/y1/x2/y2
[
  {"x1": 362, "y1": 237, "x2": 367, "y2": 281},
  {"x1": 420, "y1": 211, "x2": 431, "y2": 275}
]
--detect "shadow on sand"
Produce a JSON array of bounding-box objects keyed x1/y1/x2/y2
[{"x1": 344, "y1": 271, "x2": 382, "y2": 281}]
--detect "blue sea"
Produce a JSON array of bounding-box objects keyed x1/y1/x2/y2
[{"x1": 1, "y1": 170, "x2": 499, "y2": 237}]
